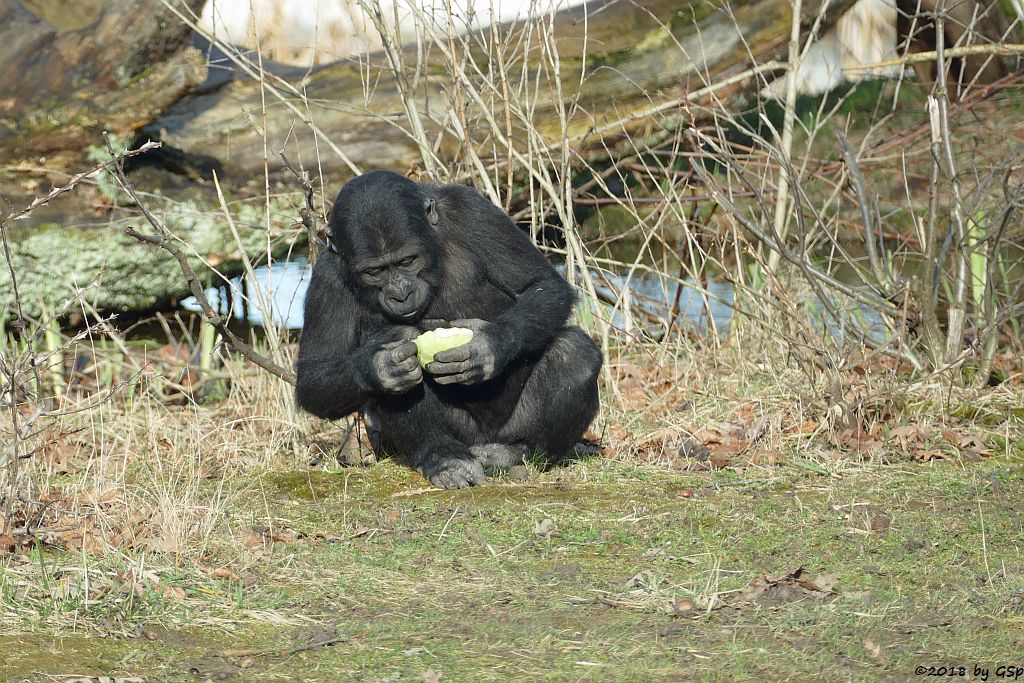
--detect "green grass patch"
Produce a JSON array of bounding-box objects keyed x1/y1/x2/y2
[{"x1": 4, "y1": 455, "x2": 1023, "y2": 682}]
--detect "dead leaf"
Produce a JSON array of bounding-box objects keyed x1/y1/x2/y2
[
  {"x1": 914, "y1": 449, "x2": 946, "y2": 461},
  {"x1": 533, "y1": 518, "x2": 557, "y2": 537},
  {"x1": 791, "y1": 420, "x2": 821, "y2": 435},
  {"x1": 863, "y1": 637, "x2": 887, "y2": 664},
  {"x1": 391, "y1": 487, "x2": 440, "y2": 498},
  {"x1": 708, "y1": 441, "x2": 749, "y2": 468},
  {"x1": 0, "y1": 535, "x2": 19, "y2": 555},
  {"x1": 749, "y1": 449, "x2": 783, "y2": 467},
  {"x1": 140, "y1": 534, "x2": 180, "y2": 554},
  {"x1": 722, "y1": 567, "x2": 838, "y2": 609},
  {"x1": 200, "y1": 565, "x2": 241, "y2": 582},
  {"x1": 677, "y1": 437, "x2": 710, "y2": 461},
  {"x1": 252, "y1": 525, "x2": 296, "y2": 543},
  {"x1": 797, "y1": 573, "x2": 838, "y2": 595},
  {"x1": 73, "y1": 486, "x2": 121, "y2": 506}
]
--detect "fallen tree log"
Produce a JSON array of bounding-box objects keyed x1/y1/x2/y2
[{"x1": 151, "y1": 0, "x2": 860, "y2": 184}]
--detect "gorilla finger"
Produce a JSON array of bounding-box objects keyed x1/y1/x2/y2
[
  {"x1": 433, "y1": 345, "x2": 472, "y2": 363},
  {"x1": 457, "y1": 467, "x2": 481, "y2": 487},
  {"x1": 391, "y1": 379, "x2": 414, "y2": 393},
  {"x1": 434, "y1": 371, "x2": 478, "y2": 385},
  {"x1": 455, "y1": 462, "x2": 485, "y2": 486},
  {"x1": 389, "y1": 342, "x2": 418, "y2": 362},
  {"x1": 425, "y1": 359, "x2": 471, "y2": 376},
  {"x1": 399, "y1": 370, "x2": 422, "y2": 386},
  {"x1": 437, "y1": 471, "x2": 460, "y2": 489},
  {"x1": 395, "y1": 356, "x2": 419, "y2": 373}
]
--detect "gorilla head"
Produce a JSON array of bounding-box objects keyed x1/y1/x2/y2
[{"x1": 328, "y1": 170, "x2": 442, "y2": 321}]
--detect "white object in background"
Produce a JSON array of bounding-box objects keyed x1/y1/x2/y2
[
  {"x1": 763, "y1": 0, "x2": 900, "y2": 97},
  {"x1": 198, "y1": 0, "x2": 583, "y2": 65}
]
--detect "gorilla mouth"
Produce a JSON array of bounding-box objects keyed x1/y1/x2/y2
[{"x1": 384, "y1": 299, "x2": 424, "y2": 320}]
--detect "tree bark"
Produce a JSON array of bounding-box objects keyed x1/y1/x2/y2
[{"x1": 0, "y1": 0, "x2": 207, "y2": 171}]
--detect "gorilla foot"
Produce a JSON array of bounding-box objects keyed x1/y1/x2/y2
[
  {"x1": 470, "y1": 443, "x2": 529, "y2": 475},
  {"x1": 419, "y1": 453, "x2": 487, "y2": 489}
]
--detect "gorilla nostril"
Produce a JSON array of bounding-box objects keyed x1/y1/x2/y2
[{"x1": 391, "y1": 289, "x2": 413, "y2": 303}]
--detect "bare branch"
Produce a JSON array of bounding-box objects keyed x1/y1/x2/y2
[{"x1": 103, "y1": 139, "x2": 297, "y2": 385}]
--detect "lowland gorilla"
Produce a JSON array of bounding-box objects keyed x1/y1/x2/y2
[{"x1": 296, "y1": 171, "x2": 602, "y2": 489}]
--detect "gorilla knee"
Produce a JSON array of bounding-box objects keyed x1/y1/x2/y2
[{"x1": 559, "y1": 327, "x2": 602, "y2": 376}]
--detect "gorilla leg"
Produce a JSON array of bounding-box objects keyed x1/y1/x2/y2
[
  {"x1": 368, "y1": 327, "x2": 600, "y2": 484},
  {"x1": 496, "y1": 326, "x2": 602, "y2": 461},
  {"x1": 368, "y1": 386, "x2": 486, "y2": 489}
]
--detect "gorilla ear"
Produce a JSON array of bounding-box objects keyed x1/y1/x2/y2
[
  {"x1": 425, "y1": 198, "x2": 440, "y2": 227},
  {"x1": 323, "y1": 225, "x2": 340, "y2": 254}
]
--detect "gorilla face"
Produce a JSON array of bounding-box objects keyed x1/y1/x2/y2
[
  {"x1": 355, "y1": 248, "x2": 432, "y2": 320},
  {"x1": 327, "y1": 170, "x2": 443, "y2": 322}
]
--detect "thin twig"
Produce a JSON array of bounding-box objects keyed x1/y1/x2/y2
[
  {"x1": 0, "y1": 214, "x2": 25, "y2": 528},
  {"x1": 104, "y1": 140, "x2": 296, "y2": 385},
  {"x1": 844, "y1": 43, "x2": 1024, "y2": 72},
  {"x1": 279, "y1": 151, "x2": 323, "y2": 264},
  {"x1": 572, "y1": 192, "x2": 756, "y2": 206},
  {"x1": 837, "y1": 132, "x2": 888, "y2": 287},
  {"x1": 221, "y1": 634, "x2": 349, "y2": 658},
  {"x1": 4, "y1": 141, "x2": 161, "y2": 224}
]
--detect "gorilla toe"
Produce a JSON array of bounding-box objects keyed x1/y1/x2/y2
[
  {"x1": 470, "y1": 443, "x2": 529, "y2": 474},
  {"x1": 421, "y1": 456, "x2": 487, "y2": 489}
]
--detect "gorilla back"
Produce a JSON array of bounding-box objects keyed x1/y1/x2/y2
[{"x1": 296, "y1": 170, "x2": 601, "y2": 489}]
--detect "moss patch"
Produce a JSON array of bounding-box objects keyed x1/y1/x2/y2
[{"x1": 0, "y1": 193, "x2": 303, "y2": 317}]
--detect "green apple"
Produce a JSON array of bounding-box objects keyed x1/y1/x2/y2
[{"x1": 413, "y1": 327, "x2": 474, "y2": 367}]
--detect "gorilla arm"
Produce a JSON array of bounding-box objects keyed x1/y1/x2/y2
[
  {"x1": 425, "y1": 185, "x2": 575, "y2": 385},
  {"x1": 296, "y1": 254, "x2": 422, "y2": 420}
]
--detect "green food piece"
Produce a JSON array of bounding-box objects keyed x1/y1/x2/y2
[{"x1": 414, "y1": 327, "x2": 474, "y2": 367}]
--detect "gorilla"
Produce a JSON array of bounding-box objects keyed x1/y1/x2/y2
[{"x1": 296, "y1": 170, "x2": 602, "y2": 489}]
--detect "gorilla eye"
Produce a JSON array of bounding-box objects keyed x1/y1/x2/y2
[
  {"x1": 398, "y1": 256, "x2": 416, "y2": 267},
  {"x1": 364, "y1": 266, "x2": 385, "y2": 278}
]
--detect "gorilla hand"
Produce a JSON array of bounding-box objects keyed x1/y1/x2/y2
[
  {"x1": 362, "y1": 328, "x2": 422, "y2": 394},
  {"x1": 425, "y1": 318, "x2": 510, "y2": 385}
]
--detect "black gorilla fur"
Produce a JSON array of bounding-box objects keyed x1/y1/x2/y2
[{"x1": 296, "y1": 171, "x2": 602, "y2": 488}]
